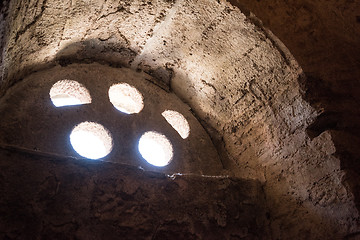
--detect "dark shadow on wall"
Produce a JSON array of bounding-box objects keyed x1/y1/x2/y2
[
  {"x1": 0, "y1": 147, "x2": 269, "y2": 240},
  {"x1": 0, "y1": 38, "x2": 346, "y2": 238},
  {"x1": 227, "y1": 0, "x2": 360, "y2": 214},
  {"x1": 299, "y1": 73, "x2": 360, "y2": 212},
  {"x1": 0, "y1": 37, "x2": 271, "y2": 237},
  {"x1": 51, "y1": 39, "x2": 174, "y2": 93},
  {"x1": 0, "y1": 37, "x2": 174, "y2": 98}
]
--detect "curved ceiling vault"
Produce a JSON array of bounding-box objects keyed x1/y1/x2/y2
[{"x1": 0, "y1": 0, "x2": 359, "y2": 239}]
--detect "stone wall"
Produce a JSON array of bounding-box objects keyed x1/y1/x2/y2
[
  {"x1": 230, "y1": 0, "x2": 360, "y2": 216},
  {"x1": 0, "y1": 147, "x2": 268, "y2": 239},
  {"x1": 0, "y1": 63, "x2": 223, "y2": 175},
  {"x1": 0, "y1": 0, "x2": 359, "y2": 239},
  {"x1": 0, "y1": 0, "x2": 9, "y2": 85}
]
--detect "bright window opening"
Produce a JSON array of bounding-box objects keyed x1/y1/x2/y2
[
  {"x1": 138, "y1": 131, "x2": 173, "y2": 167},
  {"x1": 51, "y1": 94, "x2": 82, "y2": 107},
  {"x1": 70, "y1": 122, "x2": 113, "y2": 159},
  {"x1": 162, "y1": 110, "x2": 190, "y2": 139},
  {"x1": 108, "y1": 83, "x2": 144, "y2": 114},
  {"x1": 50, "y1": 80, "x2": 91, "y2": 107}
]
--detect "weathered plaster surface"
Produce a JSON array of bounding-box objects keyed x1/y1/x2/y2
[
  {"x1": 0, "y1": 0, "x2": 359, "y2": 239},
  {"x1": 230, "y1": 0, "x2": 360, "y2": 220},
  {"x1": 0, "y1": 147, "x2": 268, "y2": 239},
  {"x1": 0, "y1": 63, "x2": 222, "y2": 175}
]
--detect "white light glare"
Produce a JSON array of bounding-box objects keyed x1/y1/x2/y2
[
  {"x1": 51, "y1": 94, "x2": 82, "y2": 107},
  {"x1": 70, "y1": 122, "x2": 113, "y2": 159},
  {"x1": 138, "y1": 131, "x2": 173, "y2": 167},
  {"x1": 108, "y1": 83, "x2": 144, "y2": 114},
  {"x1": 161, "y1": 110, "x2": 190, "y2": 139},
  {"x1": 49, "y1": 80, "x2": 92, "y2": 107}
]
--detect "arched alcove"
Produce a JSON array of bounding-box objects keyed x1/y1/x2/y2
[
  {"x1": 0, "y1": 63, "x2": 222, "y2": 175},
  {"x1": 0, "y1": 0, "x2": 359, "y2": 239}
]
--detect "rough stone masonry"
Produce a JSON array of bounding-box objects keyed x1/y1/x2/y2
[{"x1": 0, "y1": 0, "x2": 359, "y2": 239}]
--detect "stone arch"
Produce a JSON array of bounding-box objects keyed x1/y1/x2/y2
[{"x1": 0, "y1": 0, "x2": 359, "y2": 239}]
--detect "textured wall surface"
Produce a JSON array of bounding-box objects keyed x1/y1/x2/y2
[
  {"x1": 0, "y1": 147, "x2": 268, "y2": 239},
  {"x1": 0, "y1": 63, "x2": 223, "y2": 175},
  {"x1": 0, "y1": 0, "x2": 9, "y2": 82},
  {"x1": 230, "y1": 0, "x2": 360, "y2": 217},
  {"x1": 0, "y1": 0, "x2": 359, "y2": 239}
]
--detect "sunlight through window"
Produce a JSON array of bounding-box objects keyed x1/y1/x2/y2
[
  {"x1": 138, "y1": 131, "x2": 173, "y2": 167},
  {"x1": 161, "y1": 110, "x2": 190, "y2": 139},
  {"x1": 108, "y1": 83, "x2": 144, "y2": 114},
  {"x1": 51, "y1": 94, "x2": 82, "y2": 107},
  {"x1": 50, "y1": 80, "x2": 91, "y2": 107},
  {"x1": 70, "y1": 122, "x2": 113, "y2": 159}
]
